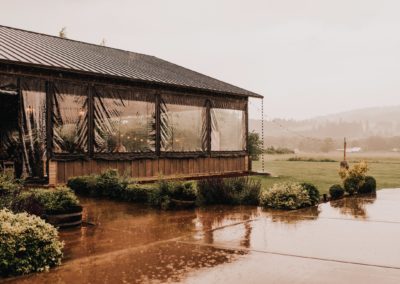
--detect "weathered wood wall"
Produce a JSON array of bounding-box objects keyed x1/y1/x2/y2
[{"x1": 49, "y1": 156, "x2": 249, "y2": 185}]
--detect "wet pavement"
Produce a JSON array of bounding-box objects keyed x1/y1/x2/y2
[{"x1": 3, "y1": 189, "x2": 400, "y2": 284}]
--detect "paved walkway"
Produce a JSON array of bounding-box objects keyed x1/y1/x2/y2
[{"x1": 4, "y1": 189, "x2": 400, "y2": 284}]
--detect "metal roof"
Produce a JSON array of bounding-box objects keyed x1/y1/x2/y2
[{"x1": 0, "y1": 25, "x2": 262, "y2": 98}]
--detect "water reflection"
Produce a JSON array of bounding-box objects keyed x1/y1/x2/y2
[
  {"x1": 330, "y1": 194, "x2": 377, "y2": 219},
  {"x1": 195, "y1": 206, "x2": 259, "y2": 248},
  {"x1": 263, "y1": 206, "x2": 321, "y2": 224}
]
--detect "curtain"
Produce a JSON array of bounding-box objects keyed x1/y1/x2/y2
[
  {"x1": 160, "y1": 94, "x2": 207, "y2": 152},
  {"x1": 52, "y1": 81, "x2": 88, "y2": 154},
  {"x1": 94, "y1": 85, "x2": 156, "y2": 153},
  {"x1": 20, "y1": 78, "x2": 47, "y2": 178}
]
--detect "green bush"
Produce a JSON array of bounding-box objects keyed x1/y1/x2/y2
[
  {"x1": 10, "y1": 187, "x2": 80, "y2": 215},
  {"x1": 358, "y1": 176, "x2": 377, "y2": 194},
  {"x1": 96, "y1": 169, "x2": 128, "y2": 198},
  {"x1": 339, "y1": 161, "x2": 369, "y2": 195},
  {"x1": 343, "y1": 177, "x2": 359, "y2": 195},
  {"x1": 67, "y1": 170, "x2": 128, "y2": 198},
  {"x1": 66, "y1": 175, "x2": 97, "y2": 196},
  {"x1": 248, "y1": 132, "x2": 264, "y2": 161},
  {"x1": 260, "y1": 182, "x2": 313, "y2": 210},
  {"x1": 300, "y1": 183, "x2": 320, "y2": 205},
  {"x1": 148, "y1": 180, "x2": 197, "y2": 210},
  {"x1": 329, "y1": 184, "x2": 345, "y2": 199},
  {"x1": 0, "y1": 174, "x2": 22, "y2": 209},
  {"x1": 170, "y1": 181, "x2": 197, "y2": 201},
  {"x1": 0, "y1": 209, "x2": 64, "y2": 277},
  {"x1": 123, "y1": 184, "x2": 155, "y2": 202},
  {"x1": 197, "y1": 177, "x2": 261, "y2": 205}
]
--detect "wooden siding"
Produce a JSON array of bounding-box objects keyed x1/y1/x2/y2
[{"x1": 51, "y1": 156, "x2": 248, "y2": 185}]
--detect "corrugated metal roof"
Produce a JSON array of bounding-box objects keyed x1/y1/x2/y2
[{"x1": 0, "y1": 25, "x2": 262, "y2": 98}]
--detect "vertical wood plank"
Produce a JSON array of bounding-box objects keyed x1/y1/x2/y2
[{"x1": 138, "y1": 160, "x2": 146, "y2": 177}]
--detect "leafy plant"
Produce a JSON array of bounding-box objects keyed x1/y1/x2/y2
[
  {"x1": 339, "y1": 161, "x2": 369, "y2": 195},
  {"x1": 248, "y1": 132, "x2": 264, "y2": 161},
  {"x1": 197, "y1": 177, "x2": 261, "y2": 205},
  {"x1": 10, "y1": 187, "x2": 80, "y2": 215},
  {"x1": 300, "y1": 183, "x2": 320, "y2": 205},
  {"x1": 260, "y1": 182, "x2": 312, "y2": 210},
  {"x1": 329, "y1": 184, "x2": 345, "y2": 199},
  {"x1": 358, "y1": 176, "x2": 377, "y2": 194},
  {"x1": 0, "y1": 209, "x2": 64, "y2": 277}
]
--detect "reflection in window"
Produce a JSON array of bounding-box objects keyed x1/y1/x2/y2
[
  {"x1": 161, "y1": 103, "x2": 206, "y2": 152},
  {"x1": 94, "y1": 87, "x2": 155, "y2": 153},
  {"x1": 53, "y1": 82, "x2": 88, "y2": 153},
  {"x1": 211, "y1": 108, "x2": 246, "y2": 151}
]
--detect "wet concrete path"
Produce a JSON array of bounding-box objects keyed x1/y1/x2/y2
[{"x1": 4, "y1": 189, "x2": 400, "y2": 283}]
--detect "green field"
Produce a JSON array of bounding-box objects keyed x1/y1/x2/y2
[{"x1": 251, "y1": 152, "x2": 400, "y2": 194}]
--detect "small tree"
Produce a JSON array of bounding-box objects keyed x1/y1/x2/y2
[{"x1": 248, "y1": 132, "x2": 263, "y2": 161}]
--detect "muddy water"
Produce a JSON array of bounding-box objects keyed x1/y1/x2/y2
[{"x1": 4, "y1": 189, "x2": 400, "y2": 284}]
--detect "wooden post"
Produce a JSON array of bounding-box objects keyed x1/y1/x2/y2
[
  {"x1": 155, "y1": 93, "x2": 161, "y2": 156},
  {"x1": 88, "y1": 84, "x2": 94, "y2": 158}
]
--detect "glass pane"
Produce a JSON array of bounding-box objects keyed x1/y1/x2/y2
[
  {"x1": 53, "y1": 82, "x2": 88, "y2": 153},
  {"x1": 21, "y1": 78, "x2": 47, "y2": 178},
  {"x1": 161, "y1": 103, "x2": 206, "y2": 152},
  {"x1": 0, "y1": 75, "x2": 22, "y2": 177},
  {"x1": 211, "y1": 108, "x2": 246, "y2": 151},
  {"x1": 94, "y1": 87, "x2": 155, "y2": 153}
]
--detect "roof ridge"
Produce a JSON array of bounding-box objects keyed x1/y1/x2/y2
[{"x1": 0, "y1": 24, "x2": 152, "y2": 58}]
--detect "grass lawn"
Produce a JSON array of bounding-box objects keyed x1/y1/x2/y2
[{"x1": 251, "y1": 152, "x2": 400, "y2": 195}]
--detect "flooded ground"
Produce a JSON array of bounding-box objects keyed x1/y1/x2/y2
[{"x1": 4, "y1": 189, "x2": 400, "y2": 283}]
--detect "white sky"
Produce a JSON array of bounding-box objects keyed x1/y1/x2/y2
[{"x1": 1, "y1": 0, "x2": 400, "y2": 119}]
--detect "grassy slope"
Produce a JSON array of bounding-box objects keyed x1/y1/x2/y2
[{"x1": 251, "y1": 152, "x2": 400, "y2": 195}]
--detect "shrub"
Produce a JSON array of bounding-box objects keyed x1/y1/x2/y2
[
  {"x1": 169, "y1": 181, "x2": 197, "y2": 201},
  {"x1": 10, "y1": 187, "x2": 80, "y2": 215},
  {"x1": 148, "y1": 180, "x2": 172, "y2": 210},
  {"x1": 67, "y1": 170, "x2": 129, "y2": 198},
  {"x1": 66, "y1": 175, "x2": 97, "y2": 196},
  {"x1": 248, "y1": 132, "x2": 264, "y2": 161},
  {"x1": 0, "y1": 209, "x2": 64, "y2": 277},
  {"x1": 339, "y1": 161, "x2": 369, "y2": 194},
  {"x1": 260, "y1": 182, "x2": 312, "y2": 210},
  {"x1": 300, "y1": 183, "x2": 320, "y2": 205},
  {"x1": 33, "y1": 187, "x2": 80, "y2": 214},
  {"x1": 96, "y1": 169, "x2": 128, "y2": 198},
  {"x1": 0, "y1": 174, "x2": 22, "y2": 209},
  {"x1": 329, "y1": 184, "x2": 345, "y2": 199},
  {"x1": 197, "y1": 177, "x2": 261, "y2": 205},
  {"x1": 358, "y1": 176, "x2": 377, "y2": 194},
  {"x1": 343, "y1": 177, "x2": 359, "y2": 195},
  {"x1": 123, "y1": 184, "x2": 155, "y2": 202},
  {"x1": 0, "y1": 173, "x2": 21, "y2": 193}
]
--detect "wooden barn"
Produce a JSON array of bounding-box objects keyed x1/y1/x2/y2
[{"x1": 0, "y1": 25, "x2": 262, "y2": 185}]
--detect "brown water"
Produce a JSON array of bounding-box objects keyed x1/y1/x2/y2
[{"x1": 4, "y1": 189, "x2": 400, "y2": 284}]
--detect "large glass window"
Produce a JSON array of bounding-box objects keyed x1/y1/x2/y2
[
  {"x1": 211, "y1": 99, "x2": 246, "y2": 151},
  {"x1": 52, "y1": 81, "x2": 88, "y2": 154},
  {"x1": 160, "y1": 95, "x2": 206, "y2": 152},
  {"x1": 20, "y1": 78, "x2": 47, "y2": 178},
  {"x1": 0, "y1": 75, "x2": 22, "y2": 177},
  {"x1": 94, "y1": 86, "x2": 155, "y2": 153}
]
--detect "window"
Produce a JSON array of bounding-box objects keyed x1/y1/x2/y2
[
  {"x1": 53, "y1": 81, "x2": 88, "y2": 154},
  {"x1": 160, "y1": 94, "x2": 207, "y2": 152},
  {"x1": 20, "y1": 78, "x2": 47, "y2": 177},
  {"x1": 94, "y1": 86, "x2": 155, "y2": 153},
  {"x1": 211, "y1": 99, "x2": 246, "y2": 151}
]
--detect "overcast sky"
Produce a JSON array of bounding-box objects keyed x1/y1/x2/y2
[{"x1": 2, "y1": 0, "x2": 400, "y2": 119}]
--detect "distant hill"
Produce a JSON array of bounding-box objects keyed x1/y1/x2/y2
[{"x1": 250, "y1": 105, "x2": 400, "y2": 139}]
